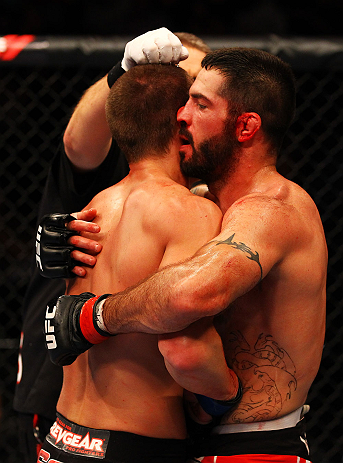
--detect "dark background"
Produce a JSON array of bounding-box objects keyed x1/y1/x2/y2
[
  {"x1": 1, "y1": 2, "x2": 343, "y2": 463},
  {"x1": 2, "y1": 0, "x2": 343, "y2": 37}
]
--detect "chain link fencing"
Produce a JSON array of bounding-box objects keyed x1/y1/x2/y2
[{"x1": 1, "y1": 36, "x2": 343, "y2": 462}]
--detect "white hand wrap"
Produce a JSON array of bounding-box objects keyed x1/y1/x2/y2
[
  {"x1": 121, "y1": 27, "x2": 189, "y2": 71},
  {"x1": 190, "y1": 182, "x2": 210, "y2": 198}
]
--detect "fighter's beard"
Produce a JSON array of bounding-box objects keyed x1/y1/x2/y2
[{"x1": 180, "y1": 122, "x2": 240, "y2": 185}]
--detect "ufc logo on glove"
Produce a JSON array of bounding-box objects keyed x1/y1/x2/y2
[{"x1": 45, "y1": 303, "x2": 57, "y2": 349}]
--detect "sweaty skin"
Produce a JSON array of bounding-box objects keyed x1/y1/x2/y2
[
  {"x1": 102, "y1": 68, "x2": 328, "y2": 425},
  {"x1": 57, "y1": 148, "x2": 238, "y2": 437},
  {"x1": 53, "y1": 35, "x2": 241, "y2": 439},
  {"x1": 65, "y1": 44, "x2": 208, "y2": 276},
  {"x1": 212, "y1": 178, "x2": 327, "y2": 423}
]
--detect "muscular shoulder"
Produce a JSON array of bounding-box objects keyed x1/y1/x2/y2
[
  {"x1": 224, "y1": 179, "x2": 321, "y2": 239},
  {"x1": 167, "y1": 187, "x2": 222, "y2": 232},
  {"x1": 131, "y1": 180, "x2": 221, "y2": 225},
  {"x1": 166, "y1": 187, "x2": 222, "y2": 223},
  {"x1": 220, "y1": 179, "x2": 326, "y2": 275},
  {"x1": 130, "y1": 181, "x2": 223, "y2": 256},
  {"x1": 83, "y1": 181, "x2": 126, "y2": 211}
]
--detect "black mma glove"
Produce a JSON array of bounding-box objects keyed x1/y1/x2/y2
[
  {"x1": 35, "y1": 213, "x2": 78, "y2": 279},
  {"x1": 45, "y1": 292, "x2": 112, "y2": 366},
  {"x1": 195, "y1": 377, "x2": 243, "y2": 417}
]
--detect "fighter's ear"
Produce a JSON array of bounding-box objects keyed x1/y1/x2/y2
[{"x1": 236, "y1": 113, "x2": 261, "y2": 142}]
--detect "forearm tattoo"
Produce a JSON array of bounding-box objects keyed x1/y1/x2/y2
[
  {"x1": 215, "y1": 233, "x2": 263, "y2": 282},
  {"x1": 229, "y1": 331, "x2": 297, "y2": 422}
]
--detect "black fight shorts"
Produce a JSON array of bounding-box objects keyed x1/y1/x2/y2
[
  {"x1": 191, "y1": 419, "x2": 311, "y2": 463},
  {"x1": 37, "y1": 413, "x2": 187, "y2": 463}
]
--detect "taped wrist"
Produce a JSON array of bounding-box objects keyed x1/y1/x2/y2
[
  {"x1": 107, "y1": 61, "x2": 126, "y2": 88},
  {"x1": 195, "y1": 377, "x2": 243, "y2": 416},
  {"x1": 79, "y1": 294, "x2": 112, "y2": 344}
]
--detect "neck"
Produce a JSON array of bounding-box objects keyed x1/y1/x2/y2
[
  {"x1": 209, "y1": 155, "x2": 277, "y2": 214},
  {"x1": 129, "y1": 141, "x2": 188, "y2": 187}
]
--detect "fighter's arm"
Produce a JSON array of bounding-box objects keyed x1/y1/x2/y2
[
  {"x1": 63, "y1": 76, "x2": 113, "y2": 171},
  {"x1": 152, "y1": 195, "x2": 240, "y2": 403},
  {"x1": 64, "y1": 27, "x2": 188, "y2": 172},
  {"x1": 102, "y1": 195, "x2": 291, "y2": 334},
  {"x1": 158, "y1": 317, "x2": 239, "y2": 401}
]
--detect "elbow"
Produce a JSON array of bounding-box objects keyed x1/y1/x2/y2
[
  {"x1": 62, "y1": 128, "x2": 93, "y2": 171},
  {"x1": 158, "y1": 333, "x2": 206, "y2": 373},
  {"x1": 63, "y1": 127, "x2": 78, "y2": 160}
]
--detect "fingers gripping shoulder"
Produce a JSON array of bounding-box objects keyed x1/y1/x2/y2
[{"x1": 35, "y1": 213, "x2": 77, "y2": 279}]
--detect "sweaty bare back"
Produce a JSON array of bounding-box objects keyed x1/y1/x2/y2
[{"x1": 57, "y1": 165, "x2": 222, "y2": 438}]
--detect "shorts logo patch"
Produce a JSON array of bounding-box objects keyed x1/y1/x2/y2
[{"x1": 47, "y1": 415, "x2": 110, "y2": 459}]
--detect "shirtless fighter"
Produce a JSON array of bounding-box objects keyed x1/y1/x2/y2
[
  {"x1": 49, "y1": 48, "x2": 327, "y2": 462},
  {"x1": 39, "y1": 64, "x2": 240, "y2": 463}
]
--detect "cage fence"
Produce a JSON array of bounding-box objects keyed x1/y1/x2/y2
[{"x1": 1, "y1": 36, "x2": 343, "y2": 463}]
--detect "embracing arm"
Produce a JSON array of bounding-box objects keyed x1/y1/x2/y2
[
  {"x1": 102, "y1": 235, "x2": 263, "y2": 335},
  {"x1": 102, "y1": 197, "x2": 287, "y2": 334}
]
